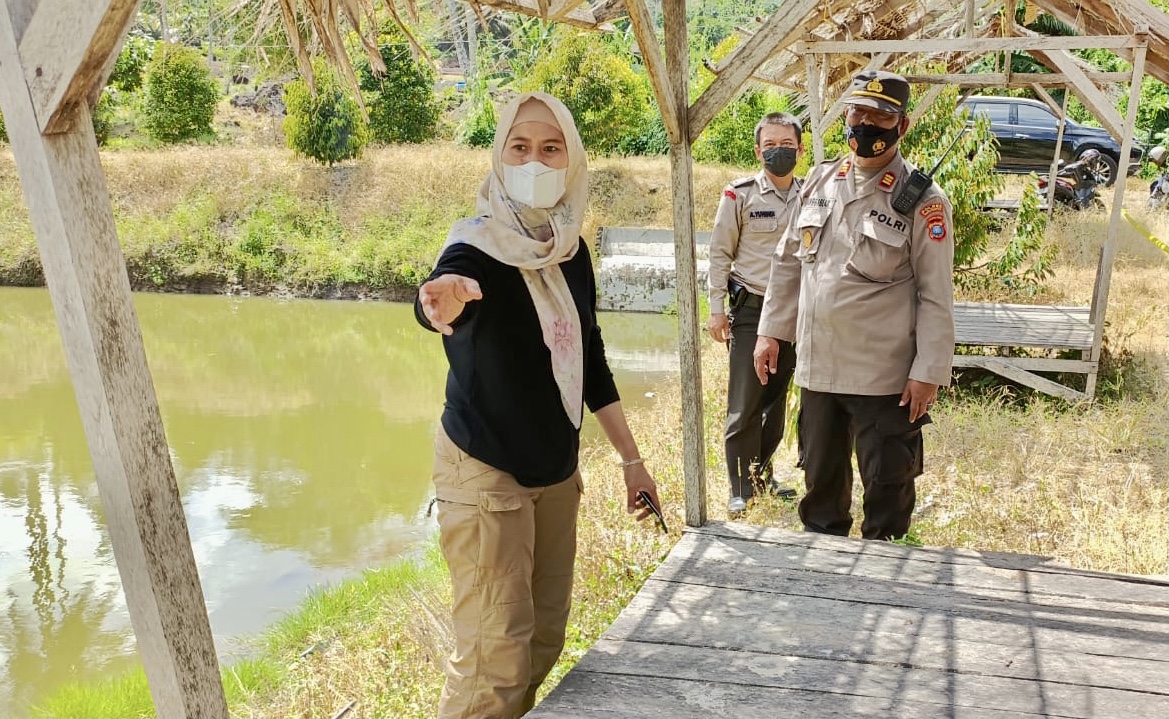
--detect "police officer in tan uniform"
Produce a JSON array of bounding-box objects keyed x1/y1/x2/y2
[
  {"x1": 707, "y1": 113, "x2": 803, "y2": 515},
  {"x1": 753, "y1": 71, "x2": 955, "y2": 540}
]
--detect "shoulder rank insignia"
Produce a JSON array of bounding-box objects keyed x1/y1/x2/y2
[
  {"x1": 835, "y1": 160, "x2": 851, "y2": 178},
  {"x1": 879, "y1": 172, "x2": 896, "y2": 190},
  {"x1": 918, "y1": 201, "x2": 945, "y2": 218}
]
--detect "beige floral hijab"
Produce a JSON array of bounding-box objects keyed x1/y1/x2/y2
[{"x1": 442, "y1": 92, "x2": 589, "y2": 428}]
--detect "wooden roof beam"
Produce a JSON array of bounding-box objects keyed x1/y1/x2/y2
[
  {"x1": 15, "y1": 0, "x2": 138, "y2": 134},
  {"x1": 902, "y1": 70, "x2": 1132, "y2": 86},
  {"x1": 624, "y1": 0, "x2": 680, "y2": 145},
  {"x1": 688, "y1": 0, "x2": 822, "y2": 144},
  {"x1": 804, "y1": 34, "x2": 1141, "y2": 54},
  {"x1": 1025, "y1": 0, "x2": 1167, "y2": 84},
  {"x1": 474, "y1": 0, "x2": 603, "y2": 28},
  {"x1": 1030, "y1": 48, "x2": 1127, "y2": 140}
]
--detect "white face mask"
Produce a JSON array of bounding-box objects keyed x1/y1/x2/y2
[{"x1": 502, "y1": 161, "x2": 567, "y2": 209}]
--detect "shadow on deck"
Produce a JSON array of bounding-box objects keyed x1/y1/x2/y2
[{"x1": 530, "y1": 522, "x2": 1169, "y2": 719}]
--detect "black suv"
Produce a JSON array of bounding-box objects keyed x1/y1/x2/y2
[{"x1": 958, "y1": 95, "x2": 1143, "y2": 186}]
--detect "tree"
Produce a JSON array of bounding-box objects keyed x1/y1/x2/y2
[
  {"x1": 903, "y1": 84, "x2": 1053, "y2": 294},
  {"x1": 358, "y1": 40, "x2": 440, "y2": 144},
  {"x1": 283, "y1": 62, "x2": 369, "y2": 165},
  {"x1": 143, "y1": 43, "x2": 218, "y2": 142},
  {"x1": 522, "y1": 29, "x2": 650, "y2": 152}
]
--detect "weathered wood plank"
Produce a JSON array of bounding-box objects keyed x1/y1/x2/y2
[
  {"x1": 604, "y1": 587, "x2": 1168, "y2": 696},
  {"x1": 663, "y1": 0, "x2": 706, "y2": 527},
  {"x1": 673, "y1": 528, "x2": 1169, "y2": 607},
  {"x1": 954, "y1": 302, "x2": 1093, "y2": 349},
  {"x1": 804, "y1": 35, "x2": 1140, "y2": 54},
  {"x1": 952, "y1": 355, "x2": 1096, "y2": 373},
  {"x1": 982, "y1": 357, "x2": 1086, "y2": 401},
  {"x1": 572, "y1": 639, "x2": 1169, "y2": 718},
  {"x1": 16, "y1": 0, "x2": 139, "y2": 134},
  {"x1": 534, "y1": 671, "x2": 1072, "y2": 718},
  {"x1": 1030, "y1": 48, "x2": 1126, "y2": 140},
  {"x1": 686, "y1": 524, "x2": 1169, "y2": 603},
  {"x1": 688, "y1": 0, "x2": 821, "y2": 144},
  {"x1": 625, "y1": 0, "x2": 680, "y2": 145},
  {"x1": 0, "y1": 5, "x2": 227, "y2": 716},
  {"x1": 649, "y1": 550, "x2": 1169, "y2": 637}
]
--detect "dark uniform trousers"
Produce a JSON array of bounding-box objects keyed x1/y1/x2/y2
[
  {"x1": 726, "y1": 297, "x2": 796, "y2": 500},
  {"x1": 797, "y1": 389, "x2": 927, "y2": 540}
]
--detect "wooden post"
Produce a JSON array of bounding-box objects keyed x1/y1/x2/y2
[
  {"x1": 1087, "y1": 29, "x2": 1148, "y2": 399},
  {"x1": 1044, "y1": 88, "x2": 1070, "y2": 218},
  {"x1": 805, "y1": 51, "x2": 824, "y2": 163},
  {"x1": 0, "y1": 2, "x2": 228, "y2": 716},
  {"x1": 663, "y1": 0, "x2": 705, "y2": 527}
]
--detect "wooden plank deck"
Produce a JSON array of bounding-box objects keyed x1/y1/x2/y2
[{"x1": 530, "y1": 523, "x2": 1169, "y2": 719}]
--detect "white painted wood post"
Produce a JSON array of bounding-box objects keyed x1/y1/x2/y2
[{"x1": 0, "y1": 2, "x2": 227, "y2": 715}]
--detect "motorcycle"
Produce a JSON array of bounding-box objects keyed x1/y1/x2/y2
[
  {"x1": 1147, "y1": 145, "x2": 1168, "y2": 212},
  {"x1": 1037, "y1": 148, "x2": 1105, "y2": 211}
]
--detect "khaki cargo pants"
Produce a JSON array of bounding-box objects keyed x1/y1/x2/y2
[{"x1": 432, "y1": 427, "x2": 582, "y2": 719}]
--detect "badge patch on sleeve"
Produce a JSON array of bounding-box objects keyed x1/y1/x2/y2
[
  {"x1": 919, "y1": 201, "x2": 944, "y2": 218},
  {"x1": 926, "y1": 215, "x2": 947, "y2": 242},
  {"x1": 724, "y1": 189, "x2": 737, "y2": 200}
]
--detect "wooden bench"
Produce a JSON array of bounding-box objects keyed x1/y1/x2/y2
[
  {"x1": 953, "y1": 302, "x2": 1094, "y2": 401},
  {"x1": 596, "y1": 227, "x2": 1097, "y2": 400}
]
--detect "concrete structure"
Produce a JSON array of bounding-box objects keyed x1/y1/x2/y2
[{"x1": 597, "y1": 227, "x2": 712, "y2": 313}]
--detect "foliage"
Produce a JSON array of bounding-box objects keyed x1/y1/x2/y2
[
  {"x1": 522, "y1": 29, "x2": 650, "y2": 153},
  {"x1": 283, "y1": 62, "x2": 369, "y2": 165},
  {"x1": 358, "y1": 40, "x2": 440, "y2": 145},
  {"x1": 690, "y1": 35, "x2": 801, "y2": 165},
  {"x1": 455, "y1": 74, "x2": 497, "y2": 148},
  {"x1": 693, "y1": 88, "x2": 773, "y2": 165},
  {"x1": 143, "y1": 43, "x2": 219, "y2": 143},
  {"x1": 903, "y1": 83, "x2": 1054, "y2": 294},
  {"x1": 0, "y1": 111, "x2": 6, "y2": 143},
  {"x1": 110, "y1": 35, "x2": 154, "y2": 92},
  {"x1": 91, "y1": 91, "x2": 118, "y2": 146}
]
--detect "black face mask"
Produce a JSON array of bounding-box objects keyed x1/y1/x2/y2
[
  {"x1": 762, "y1": 146, "x2": 798, "y2": 177},
  {"x1": 846, "y1": 122, "x2": 902, "y2": 158}
]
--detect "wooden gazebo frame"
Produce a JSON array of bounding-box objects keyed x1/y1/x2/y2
[{"x1": 1, "y1": 0, "x2": 1165, "y2": 714}]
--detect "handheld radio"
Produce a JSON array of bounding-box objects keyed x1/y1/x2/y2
[{"x1": 891, "y1": 129, "x2": 968, "y2": 215}]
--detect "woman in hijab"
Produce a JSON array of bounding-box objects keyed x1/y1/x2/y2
[{"x1": 415, "y1": 92, "x2": 662, "y2": 718}]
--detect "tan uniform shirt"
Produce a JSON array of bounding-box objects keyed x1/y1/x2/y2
[
  {"x1": 708, "y1": 171, "x2": 801, "y2": 313},
  {"x1": 759, "y1": 154, "x2": 955, "y2": 395}
]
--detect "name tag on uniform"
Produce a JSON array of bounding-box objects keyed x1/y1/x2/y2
[{"x1": 748, "y1": 210, "x2": 776, "y2": 218}]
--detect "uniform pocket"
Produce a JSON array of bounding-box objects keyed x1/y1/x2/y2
[
  {"x1": 746, "y1": 217, "x2": 779, "y2": 235},
  {"x1": 435, "y1": 486, "x2": 530, "y2": 592},
  {"x1": 846, "y1": 217, "x2": 909, "y2": 282},
  {"x1": 793, "y1": 207, "x2": 829, "y2": 263}
]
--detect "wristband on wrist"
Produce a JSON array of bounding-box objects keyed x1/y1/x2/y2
[{"x1": 618, "y1": 457, "x2": 645, "y2": 468}]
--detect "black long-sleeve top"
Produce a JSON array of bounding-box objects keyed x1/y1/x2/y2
[{"x1": 415, "y1": 238, "x2": 620, "y2": 487}]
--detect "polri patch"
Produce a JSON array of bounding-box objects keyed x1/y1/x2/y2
[
  {"x1": 749, "y1": 210, "x2": 776, "y2": 218},
  {"x1": 879, "y1": 172, "x2": 896, "y2": 190},
  {"x1": 724, "y1": 189, "x2": 738, "y2": 200},
  {"x1": 927, "y1": 215, "x2": 947, "y2": 242},
  {"x1": 835, "y1": 160, "x2": 852, "y2": 178},
  {"x1": 919, "y1": 201, "x2": 945, "y2": 218}
]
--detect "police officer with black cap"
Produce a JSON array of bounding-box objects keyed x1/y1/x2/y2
[
  {"x1": 706, "y1": 112, "x2": 804, "y2": 516},
  {"x1": 752, "y1": 70, "x2": 956, "y2": 540}
]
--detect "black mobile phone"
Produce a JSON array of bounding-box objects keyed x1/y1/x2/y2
[{"x1": 637, "y1": 490, "x2": 668, "y2": 534}]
